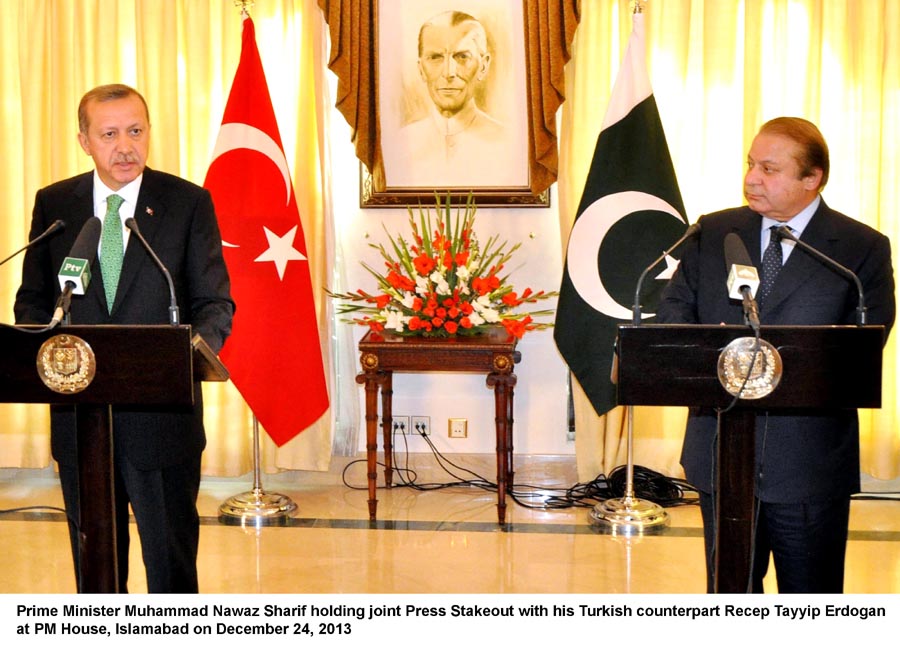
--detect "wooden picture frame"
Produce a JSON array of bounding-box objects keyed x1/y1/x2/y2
[{"x1": 362, "y1": 0, "x2": 549, "y2": 208}]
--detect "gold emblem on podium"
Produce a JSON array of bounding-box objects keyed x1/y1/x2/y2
[
  {"x1": 718, "y1": 336, "x2": 782, "y2": 399},
  {"x1": 36, "y1": 334, "x2": 96, "y2": 394}
]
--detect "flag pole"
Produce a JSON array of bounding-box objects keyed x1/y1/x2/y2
[
  {"x1": 587, "y1": 0, "x2": 670, "y2": 536},
  {"x1": 217, "y1": 0, "x2": 298, "y2": 526},
  {"x1": 218, "y1": 414, "x2": 298, "y2": 525}
]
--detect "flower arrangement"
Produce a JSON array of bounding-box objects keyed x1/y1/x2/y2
[{"x1": 329, "y1": 194, "x2": 557, "y2": 340}]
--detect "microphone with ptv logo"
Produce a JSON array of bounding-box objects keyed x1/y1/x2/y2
[
  {"x1": 0, "y1": 220, "x2": 65, "y2": 267},
  {"x1": 50, "y1": 217, "x2": 103, "y2": 327},
  {"x1": 124, "y1": 217, "x2": 180, "y2": 326},
  {"x1": 774, "y1": 225, "x2": 867, "y2": 326},
  {"x1": 723, "y1": 233, "x2": 761, "y2": 333}
]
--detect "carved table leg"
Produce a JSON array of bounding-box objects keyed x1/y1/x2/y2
[
  {"x1": 487, "y1": 370, "x2": 517, "y2": 525},
  {"x1": 357, "y1": 368, "x2": 384, "y2": 521},
  {"x1": 380, "y1": 371, "x2": 394, "y2": 488}
]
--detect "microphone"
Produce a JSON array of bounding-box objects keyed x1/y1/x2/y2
[
  {"x1": 632, "y1": 221, "x2": 701, "y2": 325},
  {"x1": 124, "y1": 217, "x2": 180, "y2": 326},
  {"x1": 774, "y1": 225, "x2": 867, "y2": 325},
  {"x1": 50, "y1": 217, "x2": 102, "y2": 327},
  {"x1": 0, "y1": 220, "x2": 65, "y2": 267},
  {"x1": 724, "y1": 233, "x2": 761, "y2": 333}
]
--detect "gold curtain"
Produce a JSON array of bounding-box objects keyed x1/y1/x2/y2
[
  {"x1": 316, "y1": 0, "x2": 580, "y2": 193},
  {"x1": 0, "y1": 0, "x2": 335, "y2": 474},
  {"x1": 560, "y1": 0, "x2": 900, "y2": 482}
]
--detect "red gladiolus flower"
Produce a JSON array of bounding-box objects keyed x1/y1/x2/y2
[
  {"x1": 460, "y1": 316, "x2": 472, "y2": 329},
  {"x1": 386, "y1": 270, "x2": 415, "y2": 292},
  {"x1": 502, "y1": 292, "x2": 520, "y2": 307},
  {"x1": 375, "y1": 294, "x2": 392, "y2": 309},
  {"x1": 413, "y1": 253, "x2": 436, "y2": 276},
  {"x1": 502, "y1": 315, "x2": 533, "y2": 339},
  {"x1": 444, "y1": 320, "x2": 459, "y2": 334},
  {"x1": 472, "y1": 277, "x2": 489, "y2": 295},
  {"x1": 408, "y1": 316, "x2": 423, "y2": 331}
]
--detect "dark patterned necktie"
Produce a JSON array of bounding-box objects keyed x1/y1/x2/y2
[
  {"x1": 759, "y1": 225, "x2": 783, "y2": 304},
  {"x1": 101, "y1": 194, "x2": 125, "y2": 312}
]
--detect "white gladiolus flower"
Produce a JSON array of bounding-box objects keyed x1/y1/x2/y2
[
  {"x1": 383, "y1": 310, "x2": 407, "y2": 332},
  {"x1": 430, "y1": 271, "x2": 450, "y2": 295},
  {"x1": 467, "y1": 311, "x2": 486, "y2": 326}
]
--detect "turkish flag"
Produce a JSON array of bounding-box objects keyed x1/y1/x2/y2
[{"x1": 204, "y1": 15, "x2": 329, "y2": 446}]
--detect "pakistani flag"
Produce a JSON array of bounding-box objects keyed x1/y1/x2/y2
[{"x1": 554, "y1": 12, "x2": 688, "y2": 417}]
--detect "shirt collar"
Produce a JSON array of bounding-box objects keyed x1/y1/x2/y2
[
  {"x1": 92, "y1": 172, "x2": 143, "y2": 217},
  {"x1": 761, "y1": 194, "x2": 820, "y2": 238},
  {"x1": 428, "y1": 100, "x2": 480, "y2": 137}
]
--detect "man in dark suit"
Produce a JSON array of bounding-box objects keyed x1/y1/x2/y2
[
  {"x1": 657, "y1": 117, "x2": 895, "y2": 593},
  {"x1": 14, "y1": 84, "x2": 234, "y2": 593}
]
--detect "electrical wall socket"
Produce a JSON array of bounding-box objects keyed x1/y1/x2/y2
[
  {"x1": 448, "y1": 418, "x2": 468, "y2": 438},
  {"x1": 390, "y1": 416, "x2": 410, "y2": 438},
  {"x1": 412, "y1": 416, "x2": 431, "y2": 436}
]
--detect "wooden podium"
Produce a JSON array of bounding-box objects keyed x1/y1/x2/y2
[
  {"x1": 615, "y1": 323, "x2": 884, "y2": 593},
  {"x1": 0, "y1": 324, "x2": 227, "y2": 593}
]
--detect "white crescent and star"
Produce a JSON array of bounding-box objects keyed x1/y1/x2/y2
[
  {"x1": 566, "y1": 190, "x2": 685, "y2": 321},
  {"x1": 209, "y1": 122, "x2": 306, "y2": 279}
]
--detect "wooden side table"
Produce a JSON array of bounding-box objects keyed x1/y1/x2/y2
[{"x1": 356, "y1": 329, "x2": 521, "y2": 525}]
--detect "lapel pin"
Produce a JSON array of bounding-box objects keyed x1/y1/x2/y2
[{"x1": 145, "y1": 206, "x2": 154, "y2": 216}]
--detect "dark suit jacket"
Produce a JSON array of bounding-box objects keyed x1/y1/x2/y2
[
  {"x1": 14, "y1": 168, "x2": 235, "y2": 471},
  {"x1": 657, "y1": 200, "x2": 895, "y2": 502}
]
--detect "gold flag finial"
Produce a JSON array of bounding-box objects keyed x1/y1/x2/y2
[
  {"x1": 632, "y1": 0, "x2": 646, "y2": 14},
  {"x1": 234, "y1": 0, "x2": 254, "y2": 16}
]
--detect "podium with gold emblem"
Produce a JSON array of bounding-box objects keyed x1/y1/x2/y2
[
  {"x1": 0, "y1": 324, "x2": 227, "y2": 593},
  {"x1": 614, "y1": 323, "x2": 884, "y2": 592}
]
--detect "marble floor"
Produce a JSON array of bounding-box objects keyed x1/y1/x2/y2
[{"x1": 1, "y1": 456, "x2": 899, "y2": 594}]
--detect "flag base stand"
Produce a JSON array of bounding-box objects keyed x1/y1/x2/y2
[
  {"x1": 218, "y1": 415, "x2": 297, "y2": 527},
  {"x1": 218, "y1": 488, "x2": 297, "y2": 526},
  {"x1": 588, "y1": 405, "x2": 669, "y2": 536},
  {"x1": 588, "y1": 496, "x2": 669, "y2": 535}
]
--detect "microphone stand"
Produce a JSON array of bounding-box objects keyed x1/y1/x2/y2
[
  {"x1": 218, "y1": 414, "x2": 298, "y2": 526},
  {"x1": 775, "y1": 225, "x2": 867, "y2": 326}
]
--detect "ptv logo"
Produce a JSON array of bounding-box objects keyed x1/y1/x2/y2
[{"x1": 62, "y1": 260, "x2": 86, "y2": 274}]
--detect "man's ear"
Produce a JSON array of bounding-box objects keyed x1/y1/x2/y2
[
  {"x1": 803, "y1": 167, "x2": 824, "y2": 190},
  {"x1": 477, "y1": 53, "x2": 491, "y2": 81},
  {"x1": 77, "y1": 132, "x2": 91, "y2": 156}
]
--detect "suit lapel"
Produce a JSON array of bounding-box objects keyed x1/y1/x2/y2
[
  {"x1": 723, "y1": 209, "x2": 762, "y2": 266},
  {"x1": 68, "y1": 174, "x2": 111, "y2": 317},
  {"x1": 760, "y1": 202, "x2": 836, "y2": 315},
  {"x1": 114, "y1": 169, "x2": 165, "y2": 311}
]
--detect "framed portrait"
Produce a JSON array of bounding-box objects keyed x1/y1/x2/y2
[{"x1": 362, "y1": 0, "x2": 549, "y2": 207}]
